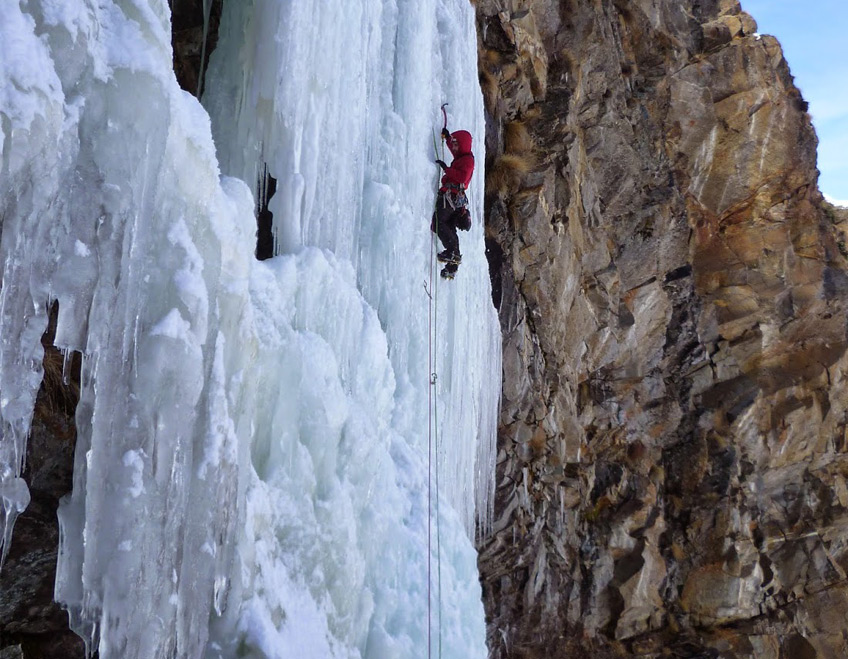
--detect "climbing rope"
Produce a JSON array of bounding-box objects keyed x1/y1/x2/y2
[
  {"x1": 426, "y1": 125, "x2": 445, "y2": 659},
  {"x1": 436, "y1": 131, "x2": 446, "y2": 659},
  {"x1": 427, "y1": 154, "x2": 435, "y2": 659}
]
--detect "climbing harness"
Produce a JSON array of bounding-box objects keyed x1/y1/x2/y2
[{"x1": 442, "y1": 185, "x2": 468, "y2": 211}]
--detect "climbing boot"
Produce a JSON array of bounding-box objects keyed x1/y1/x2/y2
[
  {"x1": 440, "y1": 264, "x2": 458, "y2": 280},
  {"x1": 437, "y1": 251, "x2": 462, "y2": 265}
]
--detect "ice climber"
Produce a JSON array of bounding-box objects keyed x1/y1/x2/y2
[{"x1": 432, "y1": 127, "x2": 474, "y2": 280}]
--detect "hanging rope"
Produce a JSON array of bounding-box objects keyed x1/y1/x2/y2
[
  {"x1": 427, "y1": 128, "x2": 436, "y2": 659},
  {"x1": 426, "y1": 123, "x2": 446, "y2": 659},
  {"x1": 436, "y1": 128, "x2": 446, "y2": 659}
]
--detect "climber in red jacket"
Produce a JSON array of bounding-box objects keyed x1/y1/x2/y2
[{"x1": 432, "y1": 128, "x2": 474, "y2": 279}]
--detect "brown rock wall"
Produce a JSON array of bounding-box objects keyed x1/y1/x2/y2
[{"x1": 476, "y1": 0, "x2": 848, "y2": 657}]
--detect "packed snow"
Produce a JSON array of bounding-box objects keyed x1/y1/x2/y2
[{"x1": 0, "y1": 1, "x2": 499, "y2": 658}]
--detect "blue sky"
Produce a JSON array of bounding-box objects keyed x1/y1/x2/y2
[{"x1": 741, "y1": 0, "x2": 848, "y2": 203}]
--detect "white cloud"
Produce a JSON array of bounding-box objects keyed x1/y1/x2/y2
[{"x1": 824, "y1": 194, "x2": 848, "y2": 208}]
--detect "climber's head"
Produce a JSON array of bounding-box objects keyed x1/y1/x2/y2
[{"x1": 450, "y1": 130, "x2": 472, "y2": 155}]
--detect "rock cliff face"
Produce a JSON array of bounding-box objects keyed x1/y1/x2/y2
[{"x1": 475, "y1": 0, "x2": 848, "y2": 657}]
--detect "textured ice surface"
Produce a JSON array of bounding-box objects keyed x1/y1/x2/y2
[{"x1": 0, "y1": 1, "x2": 498, "y2": 657}]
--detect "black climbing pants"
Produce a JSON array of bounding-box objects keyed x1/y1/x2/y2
[{"x1": 431, "y1": 193, "x2": 460, "y2": 258}]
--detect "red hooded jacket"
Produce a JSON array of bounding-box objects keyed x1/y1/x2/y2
[{"x1": 440, "y1": 130, "x2": 474, "y2": 193}]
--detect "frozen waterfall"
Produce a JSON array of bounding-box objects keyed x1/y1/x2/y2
[{"x1": 0, "y1": 1, "x2": 499, "y2": 658}]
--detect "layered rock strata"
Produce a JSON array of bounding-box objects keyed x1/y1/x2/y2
[{"x1": 475, "y1": 1, "x2": 848, "y2": 657}]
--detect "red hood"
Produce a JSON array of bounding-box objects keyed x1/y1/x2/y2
[{"x1": 450, "y1": 130, "x2": 472, "y2": 156}]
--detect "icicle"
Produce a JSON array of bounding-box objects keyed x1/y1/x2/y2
[
  {"x1": 197, "y1": 0, "x2": 212, "y2": 98},
  {"x1": 523, "y1": 466, "x2": 530, "y2": 504},
  {"x1": 79, "y1": 352, "x2": 88, "y2": 389},
  {"x1": 62, "y1": 348, "x2": 73, "y2": 386},
  {"x1": 212, "y1": 575, "x2": 227, "y2": 616},
  {"x1": 0, "y1": 470, "x2": 30, "y2": 567},
  {"x1": 559, "y1": 486, "x2": 564, "y2": 531}
]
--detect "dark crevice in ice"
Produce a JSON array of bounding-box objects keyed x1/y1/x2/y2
[
  {"x1": 256, "y1": 164, "x2": 278, "y2": 261},
  {"x1": 169, "y1": 0, "x2": 224, "y2": 98}
]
